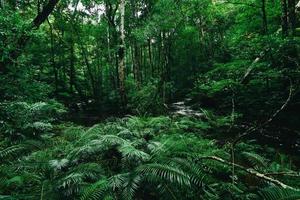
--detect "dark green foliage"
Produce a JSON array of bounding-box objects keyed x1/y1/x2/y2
[
  {"x1": 258, "y1": 187, "x2": 300, "y2": 200},
  {"x1": 1, "y1": 0, "x2": 300, "y2": 199},
  {"x1": 0, "y1": 116, "x2": 299, "y2": 199}
]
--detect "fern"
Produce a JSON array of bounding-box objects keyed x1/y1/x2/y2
[
  {"x1": 119, "y1": 143, "x2": 150, "y2": 163},
  {"x1": 122, "y1": 173, "x2": 142, "y2": 200},
  {"x1": 168, "y1": 158, "x2": 205, "y2": 187},
  {"x1": 80, "y1": 179, "x2": 110, "y2": 200},
  {"x1": 0, "y1": 145, "x2": 27, "y2": 159},
  {"x1": 137, "y1": 163, "x2": 191, "y2": 187},
  {"x1": 59, "y1": 173, "x2": 83, "y2": 188},
  {"x1": 240, "y1": 151, "x2": 267, "y2": 168},
  {"x1": 258, "y1": 187, "x2": 300, "y2": 200},
  {"x1": 49, "y1": 159, "x2": 69, "y2": 171}
]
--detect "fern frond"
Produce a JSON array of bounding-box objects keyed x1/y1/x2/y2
[
  {"x1": 80, "y1": 179, "x2": 110, "y2": 200},
  {"x1": 68, "y1": 135, "x2": 127, "y2": 160},
  {"x1": 137, "y1": 163, "x2": 191, "y2": 187},
  {"x1": 168, "y1": 158, "x2": 205, "y2": 186},
  {"x1": 108, "y1": 173, "x2": 128, "y2": 190},
  {"x1": 59, "y1": 173, "x2": 84, "y2": 189},
  {"x1": 70, "y1": 163, "x2": 105, "y2": 181},
  {"x1": 240, "y1": 152, "x2": 267, "y2": 168},
  {"x1": 0, "y1": 145, "x2": 27, "y2": 159},
  {"x1": 0, "y1": 140, "x2": 44, "y2": 160},
  {"x1": 119, "y1": 144, "x2": 150, "y2": 163},
  {"x1": 122, "y1": 173, "x2": 142, "y2": 200},
  {"x1": 258, "y1": 187, "x2": 300, "y2": 200},
  {"x1": 49, "y1": 159, "x2": 69, "y2": 171}
]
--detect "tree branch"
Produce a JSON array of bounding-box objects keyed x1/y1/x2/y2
[
  {"x1": 32, "y1": 0, "x2": 60, "y2": 29},
  {"x1": 233, "y1": 79, "x2": 293, "y2": 146},
  {"x1": 199, "y1": 156, "x2": 298, "y2": 191},
  {"x1": 0, "y1": 0, "x2": 60, "y2": 73},
  {"x1": 240, "y1": 48, "x2": 269, "y2": 84}
]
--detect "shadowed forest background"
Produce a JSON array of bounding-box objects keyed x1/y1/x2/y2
[{"x1": 1, "y1": 0, "x2": 300, "y2": 199}]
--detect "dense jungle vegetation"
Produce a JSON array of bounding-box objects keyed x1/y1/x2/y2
[{"x1": 1, "y1": 0, "x2": 300, "y2": 199}]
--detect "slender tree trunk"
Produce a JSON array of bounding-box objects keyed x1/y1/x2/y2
[
  {"x1": 80, "y1": 43, "x2": 97, "y2": 99},
  {"x1": 281, "y1": 0, "x2": 289, "y2": 37},
  {"x1": 69, "y1": 40, "x2": 75, "y2": 94},
  {"x1": 148, "y1": 39, "x2": 154, "y2": 77},
  {"x1": 261, "y1": 0, "x2": 268, "y2": 34},
  {"x1": 96, "y1": 41, "x2": 103, "y2": 102},
  {"x1": 47, "y1": 18, "x2": 58, "y2": 95},
  {"x1": 288, "y1": 0, "x2": 296, "y2": 35},
  {"x1": 118, "y1": 0, "x2": 126, "y2": 107},
  {"x1": 107, "y1": 26, "x2": 116, "y2": 90},
  {"x1": 140, "y1": 47, "x2": 144, "y2": 83},
  {"x1": 134, "y1": 43, "x2": 141, "y2": 87},
  {"x1": 105, "y1": 1, "x2": 119, "y2": 90}
]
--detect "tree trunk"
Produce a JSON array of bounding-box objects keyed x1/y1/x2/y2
[
  {"x1": 96, "y1": 41, "x2": 103, "y2": 103},
  {"x1": 134, "y1": 43, "x2": 141, "y2": 87},
  {"x1": 118, "y1": 0, "x2": 126, "y2": 107},
  {"x1": 281, "y1": 0, "x2": 289, "y2": 37},
  {"x1": 148, "y1": 39, "x2": 154, "y2": 77},
  {"x1": 288, "y1": 0, "x2": 296, "y2": 35},
  {"x1": 47, "y1": 18, "x2": 58, "y2": 95},
  {"x1": 261, "y1": 0, "x2": 268, "y2": 34},
  {"x1": 69, "y1": 40, "x2": 75, "y2": 94}
]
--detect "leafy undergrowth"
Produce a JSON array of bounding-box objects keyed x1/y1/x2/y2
[{"x1": 0, "y1": 116, "x2": 299, "y2": 200}]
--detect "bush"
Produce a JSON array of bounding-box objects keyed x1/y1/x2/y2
[
  {"x1": 128, "y1": 80, "x2": 169, "y2": 115},
  {"x1": 0, "y1": 100, "x2": 66, "y2": 139}
]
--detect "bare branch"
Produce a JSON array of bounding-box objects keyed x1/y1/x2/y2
[
  {"x1": 233, "y1": 79, "x2": 293, "y2": 146},
  {"x1": 198, "y1": 156, "x2": 299, "y2": 191},
  {"x1": 240, "y1": 48, "x2": 269, "y2": 84}
]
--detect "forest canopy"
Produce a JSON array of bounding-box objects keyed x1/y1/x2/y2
[{"x1": 0, "y1": 0, "x2": 300, "y2": 199}]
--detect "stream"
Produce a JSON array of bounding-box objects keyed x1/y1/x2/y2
[{"x1": 171, "y1": 98, "x2": 204, "y2": 118}]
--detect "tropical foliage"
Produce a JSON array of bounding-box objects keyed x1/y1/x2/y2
[{"x1": 0, "y1": 0, "x2": 300, "y2": 199}]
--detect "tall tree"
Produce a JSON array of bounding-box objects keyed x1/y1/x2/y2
[
  {"x1": 288, "y1": 0, "x2": 297, "y2": 35},
  {"x1": 118, "y1": 0, "x2": 127, "y2": 107},
  {"x1": 281, "y1": 0, "x2": 289, "y2": 37},
  {"x1": 261, "y1": 0, "x2": 268, "y2": 34}
]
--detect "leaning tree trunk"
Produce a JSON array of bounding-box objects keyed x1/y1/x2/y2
[
  {"x1": 0, "y1": 0, "x2": 60, "y2": 74},
  {"x1": 118, "y1": 0, "x2": 127, "y2": 107}
]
